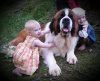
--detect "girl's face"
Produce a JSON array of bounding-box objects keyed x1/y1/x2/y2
[
  {"x1": 29, "y1": 25, "x2": 41, "y2": 38},
  {"x1": 77, "y1": 15, "x2": 86, "y2": 25}
]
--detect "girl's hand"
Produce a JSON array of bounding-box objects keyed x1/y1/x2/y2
[
  {"x1": 41, "y1": 30, "x2": 50, "y2": 36},
  {"x1": 79, "y1": 30, "x2": 88, "y2": 38},
  {"x1": 48, "y1": 42, "x2": 56, "y2": 47}
]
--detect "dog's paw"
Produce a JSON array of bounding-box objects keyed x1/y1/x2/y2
[
  {"x1": 67, "y1": 54, "x2": 78, "y2": 64},
  {"x1": 49, "y1": 64, "x2": 61, "y2": 76}
]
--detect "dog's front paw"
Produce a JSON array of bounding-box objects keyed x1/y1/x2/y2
[
  {"x1": 49, "y1": 64, "x2": 61, "y2": 76},
  {"x1": 67, "y1": 54, "x2": 78, "y2": 64}
]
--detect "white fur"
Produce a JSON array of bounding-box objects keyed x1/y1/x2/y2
[
  {"x1": 40, "y1": 22, "x2": 79, "y2": 76},
  {"x1": 65, "y1": 9, "x2": 69, "y2": 16}
]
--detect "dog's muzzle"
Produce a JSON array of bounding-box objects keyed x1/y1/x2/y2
[{"x1": 62, "y1": 18, "x2": 70, "y2": 35}]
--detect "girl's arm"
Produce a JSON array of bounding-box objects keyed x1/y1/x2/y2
[
  {"x1": 32, "y1": 39, "x2": 55, "y2": 48},
  {"x1": 41, "y1": 29, "x2": 50, "y2": 36}
]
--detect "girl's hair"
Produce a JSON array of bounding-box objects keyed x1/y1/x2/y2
[
  {"x1": 72, "y1": 8, "x2": 86, "y2": 17},
  {"x1": 24, "y1": 20, "x2": 40, "y2": 34}
]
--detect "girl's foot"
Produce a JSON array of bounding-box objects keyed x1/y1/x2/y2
[
  {"x1": 78, "y1": 44, "x2": 86, "y2": 50},
  {"x1": 12, "y1": 68, "x2": 22, "y2": 77}
]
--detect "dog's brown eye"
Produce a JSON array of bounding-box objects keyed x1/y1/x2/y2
[
  {"x1": 61, "y1": 13, "x2": 64, "y2": 17},
  {"x1": 61, "y1": 11, "x2": 65, "y2": 17},
  {"x1": 69, "y1": 14, "x2": 73, "y2": 18}
]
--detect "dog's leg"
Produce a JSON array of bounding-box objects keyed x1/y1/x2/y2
[
  {"x1": 66, "y1": 37, "x2": 78, "y2": 64},
  {"x1": 40, "y1": 48, "x2": 61, "y2": 76}
]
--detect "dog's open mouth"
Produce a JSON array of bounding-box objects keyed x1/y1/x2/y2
[{"x1": 63, "y1": 28, "x2": 69, "y2": 34}]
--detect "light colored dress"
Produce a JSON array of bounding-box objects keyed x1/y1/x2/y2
[{"x1": 13, "y1": 35, "x2": 39, "y2": 75}]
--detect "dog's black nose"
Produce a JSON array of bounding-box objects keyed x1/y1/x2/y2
[{"x1": 62, "y1": 18, "x2": 70, "y2": 26}]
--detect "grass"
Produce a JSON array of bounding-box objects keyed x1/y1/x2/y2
[{"x1": 0, "y1": 0, "x2": 100, "y2": 81}]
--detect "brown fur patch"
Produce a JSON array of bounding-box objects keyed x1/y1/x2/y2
[
  {"x1": 69, "y1": 9, "x2": 78, "y2": 36},
  {"x1": 53, "y1": 9, "x2": 65, "y2": 35}
]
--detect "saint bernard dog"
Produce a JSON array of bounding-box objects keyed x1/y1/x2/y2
[
  {"x1": 40, "y1": 8, "x2": 79, "y2": 76},
  {"x1": 3, "y1": 8, "x2": 79, "y2": 76}
]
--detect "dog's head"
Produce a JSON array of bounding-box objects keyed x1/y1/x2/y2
[{"x1": 49, "y1": 8, "x2": 78, "y2": 36}]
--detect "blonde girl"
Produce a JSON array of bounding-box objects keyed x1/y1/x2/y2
[{"x1": 12, "y1": 20, "x2": 55, "y2": 76}]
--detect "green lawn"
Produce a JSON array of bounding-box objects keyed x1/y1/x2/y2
[{"x1": 0, "y1": 0, "x2": 100, "y2": 81}]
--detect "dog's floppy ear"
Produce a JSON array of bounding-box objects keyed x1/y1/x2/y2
[
  {"x1": 72, "y1": 11, "x2": 78, "y2": 36},
  {"x1": 49, "y1": 18, "x2": 60, "y2": 35},
  {"x1": 49, "y1": 18, "x2": 54, "y2": 34},
  {"x1": 69, "y1": 9, "x2": 78, "y2": 36}
]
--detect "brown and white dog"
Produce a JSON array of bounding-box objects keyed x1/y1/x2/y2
[
  {"x1": 40, "y1": 8, "x2": 79, "y2": 76},
  {"x1": 4, "y1": 8, "x2": 79, "y2": 76}
]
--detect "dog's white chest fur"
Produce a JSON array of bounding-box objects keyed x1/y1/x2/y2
[{"x1": 53, "y1": 34, "x2": 67, "y2": 57}]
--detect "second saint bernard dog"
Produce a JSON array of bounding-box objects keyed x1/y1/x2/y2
[
  {"x1": 3, "y1": 8, "x2": 79, "y2": 76},
  {"x1": 40, "y1": 8, "x2": 79, "y2": 76}
]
